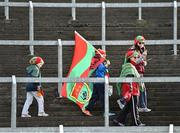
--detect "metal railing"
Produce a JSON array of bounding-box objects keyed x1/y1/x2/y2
[
  {"x1": 0, "y1": 38, "x2": 179, "y2": 130},
  {"x1": 29, "y1": 1, "x2": 34, "y2": 55},
  {"x1": 0, "y1": 40, "x2": 63, "y2": 98},
  {"x1": 0, "y1": 40, "x2": 180, "y2": 46},
  {"x1": 4, "y1": 0, "x2": 9, "y2": 20},
  {"x1": 1, "y1": 76, "x2": 180, "y2": 129},
  {"x1": 11, "y1": 75, "x2": 16, "y2": 129},
  {"x1": 0, "y1": 38, "x2": 180, "y2": 128},
  {"x1": 169, "y1": 124, "x2": 174, "y2": 133},
  {"x1": 0, "y1": 1, "x2": 179, "y2": 55},
  {"x1": 0, "y1": 126, "x2": 178, "y2": 133},
  {"x1": 1, "y1": 39, "x2": 180, "y2": 96},
  {"x1": 138, "y1": 0, "x2": 142, "y2": 20}
]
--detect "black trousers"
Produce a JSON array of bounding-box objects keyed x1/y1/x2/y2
[
  {"x1": 116, "y1": 95, "x2": 142, "y2": 126},
  {"x1": 86, "y1": 83, "x2": 105, "y2": 112}
]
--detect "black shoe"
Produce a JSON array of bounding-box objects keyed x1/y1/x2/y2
[{"x1": 113, "y1": 119, "x2": 124, "y2": 126}]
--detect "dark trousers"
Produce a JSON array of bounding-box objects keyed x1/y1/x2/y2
[
  {"x1": 86, "y1": 83, "x2": 105, "y2": 112},
  {"x1": 116, "y1": 95, "x2": 141, "y2": 126}
]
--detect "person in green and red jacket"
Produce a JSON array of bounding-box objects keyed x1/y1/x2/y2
[
  {"x1": 114, "y1": 50, "x2": 145, "y2": 126},
  {"x1": 117, "y1": 35, "x2": 151, "y2": 113}
]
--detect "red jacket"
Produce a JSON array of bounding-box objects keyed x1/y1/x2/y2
[{"x1": 121, "y1": 82, "x2": 140, "y2": 102}]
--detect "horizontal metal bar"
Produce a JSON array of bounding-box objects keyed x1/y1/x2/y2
[
  {"x1": 0, "y1": 77, "x2": 12, "y2": 83},
  {"x1": 0, "y1": 127, "x2": 59, "y2": 132},
  {"x1": 0, "y1": 2, "x2": 29, "y2": 7},
  {"x1": 0, "y1": 40, "x2": 179, "y2": 46},
  {"x1": 33, "y1": 3, "x2": 102, "y2": 8},
  {"x1": 1, "y1": 77, "x2": 180, "y2": 83},
  {"x1": 0, "y1": 126, "x2": 176, "y2": 132},
  {"x1": 0, "y1": 2, "x2": 101, "y2": 7},
  {"x1": 106, "y1": 2, "x2": 173, "y2": 8},
  {"x1": 64, "y1": 126, "x2": 170, "y2": 132},
  {"x1": 0, "y1": 2, "x2": 176, "y2": 8},
  {"x1": 0, "y1": 40, "x2": 58, "y2": 45},
  {"x1": 109, "y1": 77, "x2": 180, "y2": 83},
  {"x1": 88, "y1": 40, "x2": 177, "y2": 46},
  {"x1": 16, "y1": 77, "x2": 105, "y2": 83}
]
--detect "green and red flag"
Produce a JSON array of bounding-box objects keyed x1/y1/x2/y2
[{"x1": 61, "y1": 31, "x2": 96, "y2": 111}]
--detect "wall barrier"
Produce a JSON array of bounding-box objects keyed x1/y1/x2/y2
[{"x1": 0, "y1": 1, "x2": 179, "y2": 55}]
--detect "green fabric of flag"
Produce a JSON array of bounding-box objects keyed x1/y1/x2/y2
[{"x1": 61, "y1": 31, "x2": 95, "y2": 111}]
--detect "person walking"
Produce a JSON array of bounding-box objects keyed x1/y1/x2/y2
[
  {"x1": 83, "y1": 58, "x2": 111, "y2": 116},
  {"x1": 21, "y1": 56, "x2": 48, "y2": 117},
  {"x1": 117, "y1": 35, "x2": 151, "y2": 113},
  {"x1": 114, "y1": 50, "x2": 144, "y2": 126}
]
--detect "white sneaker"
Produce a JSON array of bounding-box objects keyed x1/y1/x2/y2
[
  {"x1": 38, "y1": 112, "x2": 49, "y2": 117},
  {"x1": 21, "y1": 114, "x2": 31, "y2": 118},
  {"x1": 108, "y1": 112, "x2": 116, "y2": 116},
  {"x1": 117, "y1": 99, "x2": 125, "y2": 110},
  {"x1": 104, "y1": 112, "x2": 116, "y2": 117},
  {"x1": 138, "y1": 108, "x2": 151, "y2": 112}
]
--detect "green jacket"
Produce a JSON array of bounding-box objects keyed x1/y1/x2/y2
[
  {"x1": 26, "y1": 65, "x2": 41, "y2": 92},
  {"x1": 116, "y1": 63, "x2": 140, "y2": 95}
]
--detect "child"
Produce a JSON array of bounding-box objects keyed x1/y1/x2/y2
[
  {"x1": 21, "y1": 56, "x2": 48, "y2": 117},
  {"x1": 83, "y1": 59, "x2": 111, "y2": 116}
]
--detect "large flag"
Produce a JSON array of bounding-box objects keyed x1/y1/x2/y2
[{"x1": 61, "y1": 31, "x2": 96, "y2": 111}]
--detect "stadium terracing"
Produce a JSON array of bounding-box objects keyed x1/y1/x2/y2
[{"x1": 0, "y1": 0, "x2": 180, "y2": 132}]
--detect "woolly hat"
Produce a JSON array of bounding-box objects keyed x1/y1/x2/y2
[
  {"x1": 96, "y1": 48, "x2": 106, "y2": 57},
  {"x1": 29, "y1": 56, "x2": 44, "y2": 65},
  {"x1": 134, "y1": 35, "x2": 145, "y2": 45},
  {"x1": 124, "y1": 50, "x2": 139, "y2": 64}
]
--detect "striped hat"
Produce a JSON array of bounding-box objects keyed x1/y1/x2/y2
[
  {"x1": 134, "y1": 35, "x2": 145, "y2": 45},
  {"x1": 29, "y1": 56, "x2": 44, "y2": 65}
]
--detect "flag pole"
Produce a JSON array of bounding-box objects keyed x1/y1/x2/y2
[
  {"x1": 94, "y1": 48, "x2": 109, "y2": 62},
  {"x1": 74, "y1": 31, "x2": 108, "y2": 61}
]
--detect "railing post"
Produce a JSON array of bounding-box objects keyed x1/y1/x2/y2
[
  {"x1": 173, "y1": 1, "x2": 177, "y2": 55},
  {"x1": 102, "y1": 1, "x2": 106, "y2": 51},
  {"x1": 11, "y1": 75, "x2": 17, "y2": 129},
  {"x1": 29, "y1": 1, "x2": 34, "y2": 55},
  {"x1": 72, "y1": 0, "x2": 76, "y2": 21},
  {"x1": 138, "y1": 0, "x2": 142, "y2": 20},
  {"x1": 169, "y1": 124, "x2": 174, "y2": 133},
  {"x1": 5, "y1": 0, "x2": 9, "y2": 20},
  {"x1": 58, "y1": 39, "x2": 63, "y2": 97},
  {"x1": 104, "y1": 75, "x2": 109, "y2": 127},
  {"x1": 59, "y1": 125, "x2": 64, "y2": 133}
]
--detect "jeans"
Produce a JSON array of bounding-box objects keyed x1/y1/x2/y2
[
  {"x1": 22, "y1": 91, "x2": 45, "y2": 115},
  {"x1": 139, "y1": 86, "x2": 147, "y2": 108}
]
